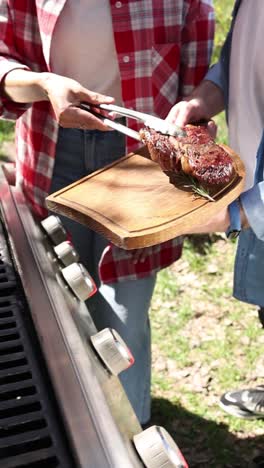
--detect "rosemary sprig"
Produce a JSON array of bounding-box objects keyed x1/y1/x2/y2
[
  {"x1": 187, "y1": 176, "x2": 216, "y2": 201},
  {"x1": 170, "y1": 172, "x2": 216, "y2": 202}
]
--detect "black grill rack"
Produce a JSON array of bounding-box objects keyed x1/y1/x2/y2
[{"x1": 0, "y1": 221, "x2": 74, "y2": 468}]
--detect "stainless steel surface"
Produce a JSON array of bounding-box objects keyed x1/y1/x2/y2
[
  {"x1": 41, "y1": 214, "x2": 68, "y2": 244},
  {"x1": 61, "y1": 262, "x2": 96, "y2": 300},
  {"x1": 53, "y1": 240, "x2": 79, "y2": 266},
  {"x1": 101, "y1": 118, "x2": 142, "y2": 141},
  {"x1": 80, "y1": 103, "x2": 141, "y2": 141},
  {"x1": 133, "y1": 426, "x2": 188, "y2": 468},
  {"x1": 80, "y1": 102, "x2": 186, "y2": 139},
  {"x1": 0, "y1": 166, "x2": 143, "y2": 468},
  {"x1": 91, "y1": 328, "x2": 134, "y2": 376},
  {"x1": 96, "y1": 103, "x2": 186, "y2": 138}
]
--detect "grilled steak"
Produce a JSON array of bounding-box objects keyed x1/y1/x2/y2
[{"x1": 139, "y1": 124, "x2": 236, "y2": 187}]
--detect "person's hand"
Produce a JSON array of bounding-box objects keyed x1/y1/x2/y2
[
  {"x1": 185, "y1": 206, "x2": 230, "y2": 235},
  {"x1": 165, "y1": 80, "x2": 225, "y2": 137},
  {"x1": 184, "y1": 203, "x2": 249, "y2": 235},
  {"x1": 166, "y1": 96, "x2": 209, "y2": 128},
  {"x1": 166, "y1": 98, "x2": 217, "y2": 138},
  {"x1": 41, "y1": 73, "x2": 115, "y2": 131}
]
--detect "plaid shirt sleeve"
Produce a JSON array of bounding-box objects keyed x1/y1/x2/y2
[
  {"x1": 0, "y1": 2, "x2": 31, "y2": 119},
  {"x1": 178, "y1": 0, "x2": 215, "y2": 99},
  {"x1": 99, "y1": 237, "x2": 184, "y2": 284}
]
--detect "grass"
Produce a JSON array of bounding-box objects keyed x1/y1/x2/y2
[{"x1": 150, "y1": 237, "x2": 264, "y2": 466}]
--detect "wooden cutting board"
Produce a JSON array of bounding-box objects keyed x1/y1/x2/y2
[{"x1": 46, "y1": 145, "x2": 245, "y2": 249}]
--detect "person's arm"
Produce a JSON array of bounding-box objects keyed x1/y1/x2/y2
[
  {"x1": 2, "y1": 69, "x2": 115, "y2": 130},
  {"x1": 184, "y1": 202, "x2": 249, "y2": 236},
  {"x1": 0, "y1": 1, "x2": 36, "y2": 118},
  {"x1": 186, "y1": 168, "x2": 264, "y2": 240},
  {"x1": 0, "y1": 3, "x2": 115, "y2": 130},
  {"x1": 2, "y1": 69, "x2": 51, "y2": 103}
]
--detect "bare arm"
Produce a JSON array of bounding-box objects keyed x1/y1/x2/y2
[
  {"x1": 2, "y1": 69, "x2": 50, "y2": 103},
  {"x1": 2, "y1": 69, "x2": 115, "y2": 130}
]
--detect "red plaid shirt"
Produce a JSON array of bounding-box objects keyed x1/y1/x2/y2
[{"x1": 0, "y1": 0, "x2": 214, "y2": 283}]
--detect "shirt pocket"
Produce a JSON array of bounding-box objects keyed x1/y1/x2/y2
[{"x1": 151, "y1": 43, "x2": 180, "y2": 118}]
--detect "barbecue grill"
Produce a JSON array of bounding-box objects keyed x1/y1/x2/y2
[{"x1": 0, "y1": 163, "x2": 188, "y2": 468}]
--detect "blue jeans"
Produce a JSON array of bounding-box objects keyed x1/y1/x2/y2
[{"x1": 50, "y1": 127, "x2": 156, "y2": 424}]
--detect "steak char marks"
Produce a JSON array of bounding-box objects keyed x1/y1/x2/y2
[{"x1": 139, "y1": 124, "x2": 236, "y2": 188}]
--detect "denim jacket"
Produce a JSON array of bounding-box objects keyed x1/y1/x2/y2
[{"x1": 206, "y1": 0, "x2": 264, "y2": 307}]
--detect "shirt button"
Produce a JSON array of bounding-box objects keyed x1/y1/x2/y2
[
  {"x1": 115, "y1": 1, "x2": 122, "y2": 7},
  {"x1": 123, "y1": 55, "x2": 130, "y2": 63}
]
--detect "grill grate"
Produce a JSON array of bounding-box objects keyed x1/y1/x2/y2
[{"x1": 0, "y1": 221, "x2": 74, "y2": 468}]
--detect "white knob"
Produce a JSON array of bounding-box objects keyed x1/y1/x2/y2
[
  {"x1": 41, "y1": 215, "x2": 67, "y2": 245},
  {"x1": 90, "y1": 328, "x2": 134, "y2": 375},
  {"x1": 54, "y1": 241, "x2": 79, "y2": 266},
  {"x1": 133, "y1": 426, "x2": 188, "y2": 468},
  {"x1": 61, "y1": 263, "x2": 96, "y2": 301}
]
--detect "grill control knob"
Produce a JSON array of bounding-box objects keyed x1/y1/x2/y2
[
  {"x1": 54, "y1": 241, "x2": 79, "y2": 266},
  {"x1": 133, "y1": 426, "x2": 188, "y2": 468},
  {"x1": 61, "y1": 262, "x2": 96, "y2": 301},
  {"x1": 41, "y1": 215, "x2": 67, "y2": 245},
  {"x1": 91, "y1": 328, "x2": 134, "y2": 375}
]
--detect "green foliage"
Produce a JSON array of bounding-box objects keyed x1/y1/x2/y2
[
  {"x1": 211, "y1": 0, "x2": 233, "y2": 65},
  {"x1": 0, "y1": 120, "x2": 14, "y2": 143},
  {"x1": 211, "y1": 1, "x2": 234, "y2": 145}
]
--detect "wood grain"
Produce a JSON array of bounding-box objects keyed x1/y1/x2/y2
[{"x1": 46, "y1": 145, "x2": 245, "y2": 249}]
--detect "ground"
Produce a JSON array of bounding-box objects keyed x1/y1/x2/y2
[{"x1": 150, "y1": 236, "x2": 264, "y2": 468}]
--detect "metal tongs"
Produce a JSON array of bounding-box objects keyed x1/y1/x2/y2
[{"x1": 80, "y1": 102, "x2": 186, "y2": 141}]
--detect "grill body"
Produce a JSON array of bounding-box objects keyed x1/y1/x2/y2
[
  {"x1": 0, "y1": 222, "x2": 74, "y2": 467},
  {"x1": 0, "y1": 164, "x2": 143, "y2": 468}
]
